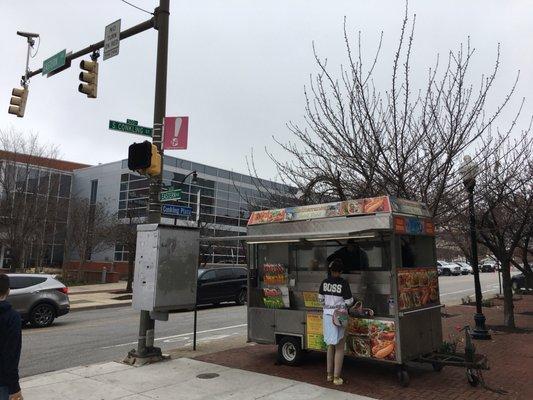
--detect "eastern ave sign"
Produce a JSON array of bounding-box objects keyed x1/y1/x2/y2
[
  {"x1": 42, "y1": 49, "x2": 66, "y2": 76},
  {"x1": 160, "y1": 189, "x2": 182, "y2": 202},
  {"x1": 109, "y1": 119, "x2": 153, "y2": 137}
]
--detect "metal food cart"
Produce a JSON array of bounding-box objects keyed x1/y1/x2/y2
[{"x1": 208, "y1": 195, "x2": 488, "y2": 386}]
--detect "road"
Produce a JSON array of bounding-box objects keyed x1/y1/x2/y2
[
  {"x1": 20, "y1": 304, "x2": 246, "y2": 378},
  {"x1": 20, "y1": 271, "x2": 503, "y2": 377}
]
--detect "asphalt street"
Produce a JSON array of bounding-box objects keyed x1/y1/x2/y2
[
  {"x1": 20, "y1": 304, "x2": 247, "y2": 378},
  {"x1": 20, "y1": 271, "x2": 504, "y2": 377}
]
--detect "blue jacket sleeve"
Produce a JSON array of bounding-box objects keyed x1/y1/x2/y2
[{"x1": 5, "y1": 312, "x2": 22, "y2": 395}]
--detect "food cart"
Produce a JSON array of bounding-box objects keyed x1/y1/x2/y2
[{"x1": 209, "y1": 195, "x2": 487, "y2": 386}]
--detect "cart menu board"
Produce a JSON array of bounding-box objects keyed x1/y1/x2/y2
[
  {"x1": 397, "y1": 267, "x2": 439, "y2": 311},
  {"x1": 346, "y1": 318, "x2": 397, "y2": 361},
  {"x1": 261, "y1": 264, "x2": 290, "y2": 309},
  {"x1": 306, "y1": 313, "x2": 327, "y2": 350},
  {"x1": 303, "y1": 291, "x2": 322, "y2": 308}
]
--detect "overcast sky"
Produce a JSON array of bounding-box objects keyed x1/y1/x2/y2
[{"x1": 1, "y1": 0, "x2": 532, "y2": 180}]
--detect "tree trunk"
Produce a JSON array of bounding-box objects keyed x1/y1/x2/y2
[
  {"x1": 500, "y1": 259, "x2": 515, "y2": 328},
  {"x1": 77, "y1": 258, "x2": 85, "y2": 282},
  {"x1": 126, "y1": 251, "x2": 135, "y2": 293}
]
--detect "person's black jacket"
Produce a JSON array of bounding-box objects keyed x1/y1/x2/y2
[{"x1": 0, "y1": 300, "x2": 21, "y2": 395}]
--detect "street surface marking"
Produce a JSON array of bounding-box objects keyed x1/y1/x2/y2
[{"x1": 101, "y1": 323, "x2": 247, "y2": 349}]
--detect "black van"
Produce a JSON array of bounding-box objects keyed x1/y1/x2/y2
[{"x1": 197, "y1": 267, "x2": 248, "y2": 306}]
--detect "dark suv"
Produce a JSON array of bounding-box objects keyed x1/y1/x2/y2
[{"x1": 197, "y1": 267, "x2": 247, "y2": 306}]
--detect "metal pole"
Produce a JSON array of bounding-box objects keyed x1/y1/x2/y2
[
  {"x1": 467, "y1": 183, "x2": 491, "y2": 340},
  {"x1": 498, "y1": 267, "x2": 502, "y2": 295},
  {"x1": 193, "y1": 304, "x2": 198, "y2": 351},
  {"x1": 136, "y1": 0, "x2": 170, "y2": 359}
]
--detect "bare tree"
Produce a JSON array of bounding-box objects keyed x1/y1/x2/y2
[
  {"x1": 65, "y1": 197, "x2": 115, "y2": 280},
  {"x1": 247, "y1": 6, "x2": 532, "y2": 328},
  {"x1": 264, "y1": 7, "x2": 522, "y2": 221},
  {"x1": 473, "y1": 135, "x2": 533, "y2": 327},
  {"x1": 111, "y1": 209, "x2": 142, "y2": 292},
  {"x1": 0, "y1": 129, "x2": 59, "y2": 272}
]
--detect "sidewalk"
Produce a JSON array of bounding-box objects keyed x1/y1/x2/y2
[
  {"x1": 68, "y1": 282, "x2": 132, "y2": 311},
  {"x1": 20, "y1": 358, "x2": 375, "y2": 400},
  {"x1": 197, "y1": 295, "x2": 533, "y2": 400}
]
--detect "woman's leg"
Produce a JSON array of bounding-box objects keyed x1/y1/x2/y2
[
  {"x1": 333, "y1": 337, "x2": 345, "y2": 378},
  {"x1": 327, "y1": 345, "x2": 335, "y2": 376}
]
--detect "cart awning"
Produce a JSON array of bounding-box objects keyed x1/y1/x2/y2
[{"x1": 200, "y1": 230, "x2": 382, "y2": 244}]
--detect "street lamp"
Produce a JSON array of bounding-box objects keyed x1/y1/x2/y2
[{"x1": 459, "y1": 155, "x2": 491, "y2": 340}]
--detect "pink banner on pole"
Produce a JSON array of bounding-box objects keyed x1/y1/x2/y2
[{"x1": 163, "y1": 116, "x2": 188, "y2": 150}]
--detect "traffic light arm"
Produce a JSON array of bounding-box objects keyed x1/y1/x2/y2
[{"x1": 23, "y1": 17, "x2": 155, "y2": 81}]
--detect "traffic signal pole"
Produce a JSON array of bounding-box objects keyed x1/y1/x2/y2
[
  {"x1": 16, "y1": 0, "x2": 171, "y2": 365},
  {"x1": 133, "y1": 0, "x2": 170, "y2": 363}
]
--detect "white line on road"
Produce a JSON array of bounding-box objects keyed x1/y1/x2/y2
[{"x1": 101, "y1": 323, "x2": 247, "y2": 349}]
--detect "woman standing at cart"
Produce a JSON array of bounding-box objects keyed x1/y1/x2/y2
[{"x1": 318, "y1": 259, "x2": 354, "y2": 385}]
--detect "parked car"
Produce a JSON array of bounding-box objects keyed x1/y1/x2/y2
[
  {"x1": 455, "y1": 262, "x2": 473, "y2": 275},
  {"x1": 511, "y1": 273, "x2": 531, "y2": 293},
  {"x1": 7, "y1": 274, "x2": 70, "y2": 328},
  {"x1": 437, "y1": 260, "x2": 461, "y2": 276},
  {"x1": 197, "y1": 267, "x2": 248, "y2": 306},
  {"x1": 481, "y1": 262, "x2": 496, "y2": 272}
]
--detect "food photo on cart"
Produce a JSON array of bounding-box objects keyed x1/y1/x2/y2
[{"x1": 205, "y1": 196, "x2": 490, "y2": 388}]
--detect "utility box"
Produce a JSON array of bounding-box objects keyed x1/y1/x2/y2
[{"x1": 132, "y1": 222, "x2": 199, "y2": 312}]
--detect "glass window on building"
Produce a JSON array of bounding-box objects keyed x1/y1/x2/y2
[
  {"x1": 58, "y1": 175, "x2": 71, "y2": 197},
  {"x1": 204, "y1": 166, "x2": 217, "y2": 177},
  {"x1": 49, "y1": 173, "x2": 60, "y2": 197},
  {"x1": 27, "y1": 168, "x2": 39, "y2": 193},
  {"x1": 90, "y1": 179, "x2": 98, "y2": 204},
  {"x1": 177, "y1": 159, "x2": 192, "y2": 170},
  {"x1": 218, "y1": 169, "x2": 230, "y2": 179},
  {"x1": 38, "y1": 170, "x2": 50, "y2": 194},
  {"x1": 191, "y1": 162, "x2": 205, "y2": 173},
  {"x1": 114, "y1": 244, "x2": 129, "y2": 262}
]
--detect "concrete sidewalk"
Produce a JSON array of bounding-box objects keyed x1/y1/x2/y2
[
  {"x1": 20, "y1": 358, "x2": 375, "y2": 400},
  {"x1": 69, "y1": 282, "x2": 132, "y2": 311}
]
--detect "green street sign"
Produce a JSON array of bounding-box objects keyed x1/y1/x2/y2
[
  {"x1": 160, "y1": 189, "x2": 182, "y2": 202},
  {"x1": 42, "y1": 49, "x2": 66, "y2": 76},
  {"x1": 109, "y1": 119, "x2": 153, "y2": 137}
]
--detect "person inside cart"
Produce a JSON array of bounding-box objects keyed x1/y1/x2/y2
[
  {"x1": 318, "y1": 259, "x2": 354, "y2": 386},
  {"x1": 327, "y1": 239, "x2": 368, "y2": 272}
]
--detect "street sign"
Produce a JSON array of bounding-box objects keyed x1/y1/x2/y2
[
  {"x1": 162, "y1": 204, "x2": 193, "y2": 217},
  {"x1": 104, "y1": 19, "x2": 121, "y2": 61},
  {"x1": 109, "y1": 119, "x2": 153, "y2": 137},
  {"x1": 42, "y1": 49, "x2": 66, "y2": 76},
  {"x1": 163, "y1": 116, "x2": 189, "y2": 150},
  {"x1": 160, "y1": 189, "x2": 182, "y2": 202}
]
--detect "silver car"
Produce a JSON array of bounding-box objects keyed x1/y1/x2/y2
[{"x1": 7, "y1": 274, "x2": 70, "y2": 328}]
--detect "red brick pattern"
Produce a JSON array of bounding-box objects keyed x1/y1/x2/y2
[{"x1": 196, "y1": 296, "x2": 533, "y2": 400}]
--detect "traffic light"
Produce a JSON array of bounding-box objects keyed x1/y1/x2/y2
[
  {"x1": 128, "y1": 141, "x2": 161, "y2": 176},
  {"x1": 8, "y1": 86, "x2": 28, "y2": 117},
  {"x1": 78, "y1": 59, "x2": 98, "y2": 98}
]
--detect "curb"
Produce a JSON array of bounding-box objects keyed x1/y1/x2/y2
[
  {"x1": 69, "y1": 288, "x2": 127, "y2": 296},
  {"x1": 70, "y1": 301, "x2": 132, "y2": 312}
]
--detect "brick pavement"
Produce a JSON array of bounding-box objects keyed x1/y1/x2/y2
[{"x1": 196, "y1": 295, "x2": 533, "y2": 400}]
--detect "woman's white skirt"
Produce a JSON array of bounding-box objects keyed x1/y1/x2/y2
[{"x1": 323, "y1": 314, "x2": 345, "y2": 345}]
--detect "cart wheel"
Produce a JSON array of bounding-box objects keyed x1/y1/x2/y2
[
  {"x1": 278, "y1": 336, "x2": 303, "y2": 366},
  {"x1": 466, "y1": 369, "x2": 479, "y2": 387},
  {"x1": 432, "y1": 362, "x2": 444, "y2": 372},
  {"x1": 396, "y1": 366, "x2": 410, "y2": 387}
]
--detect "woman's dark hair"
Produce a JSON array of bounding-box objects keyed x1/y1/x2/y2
[
  {"x1": 328, "y1": 259, "x2": 344, "y2": 273},
  {"x1": 0, "y1": 274, "x2": 9, "y2": 297}
]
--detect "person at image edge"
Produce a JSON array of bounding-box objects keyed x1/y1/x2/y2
[
  {"x1": 318, "y1": 259, "x2": 354, "y2": 386},
  {"x1": 0, "y1": 274, "x2": 23, "y2": 400}
]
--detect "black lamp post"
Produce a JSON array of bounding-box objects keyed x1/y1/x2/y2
[{"x1": 459, "y1": 156, "x2": 491, "y2": 340}]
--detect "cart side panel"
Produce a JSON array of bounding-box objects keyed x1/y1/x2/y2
[
  {"x1": 398, "y1": 307, "x2": 443, "y2": 362},
  {"x1": 249, "y1": 307, "x2": 276, "y2": 344},
  {"x1": 275, "y1": 309, "x2": 306, "y2": 335}
]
